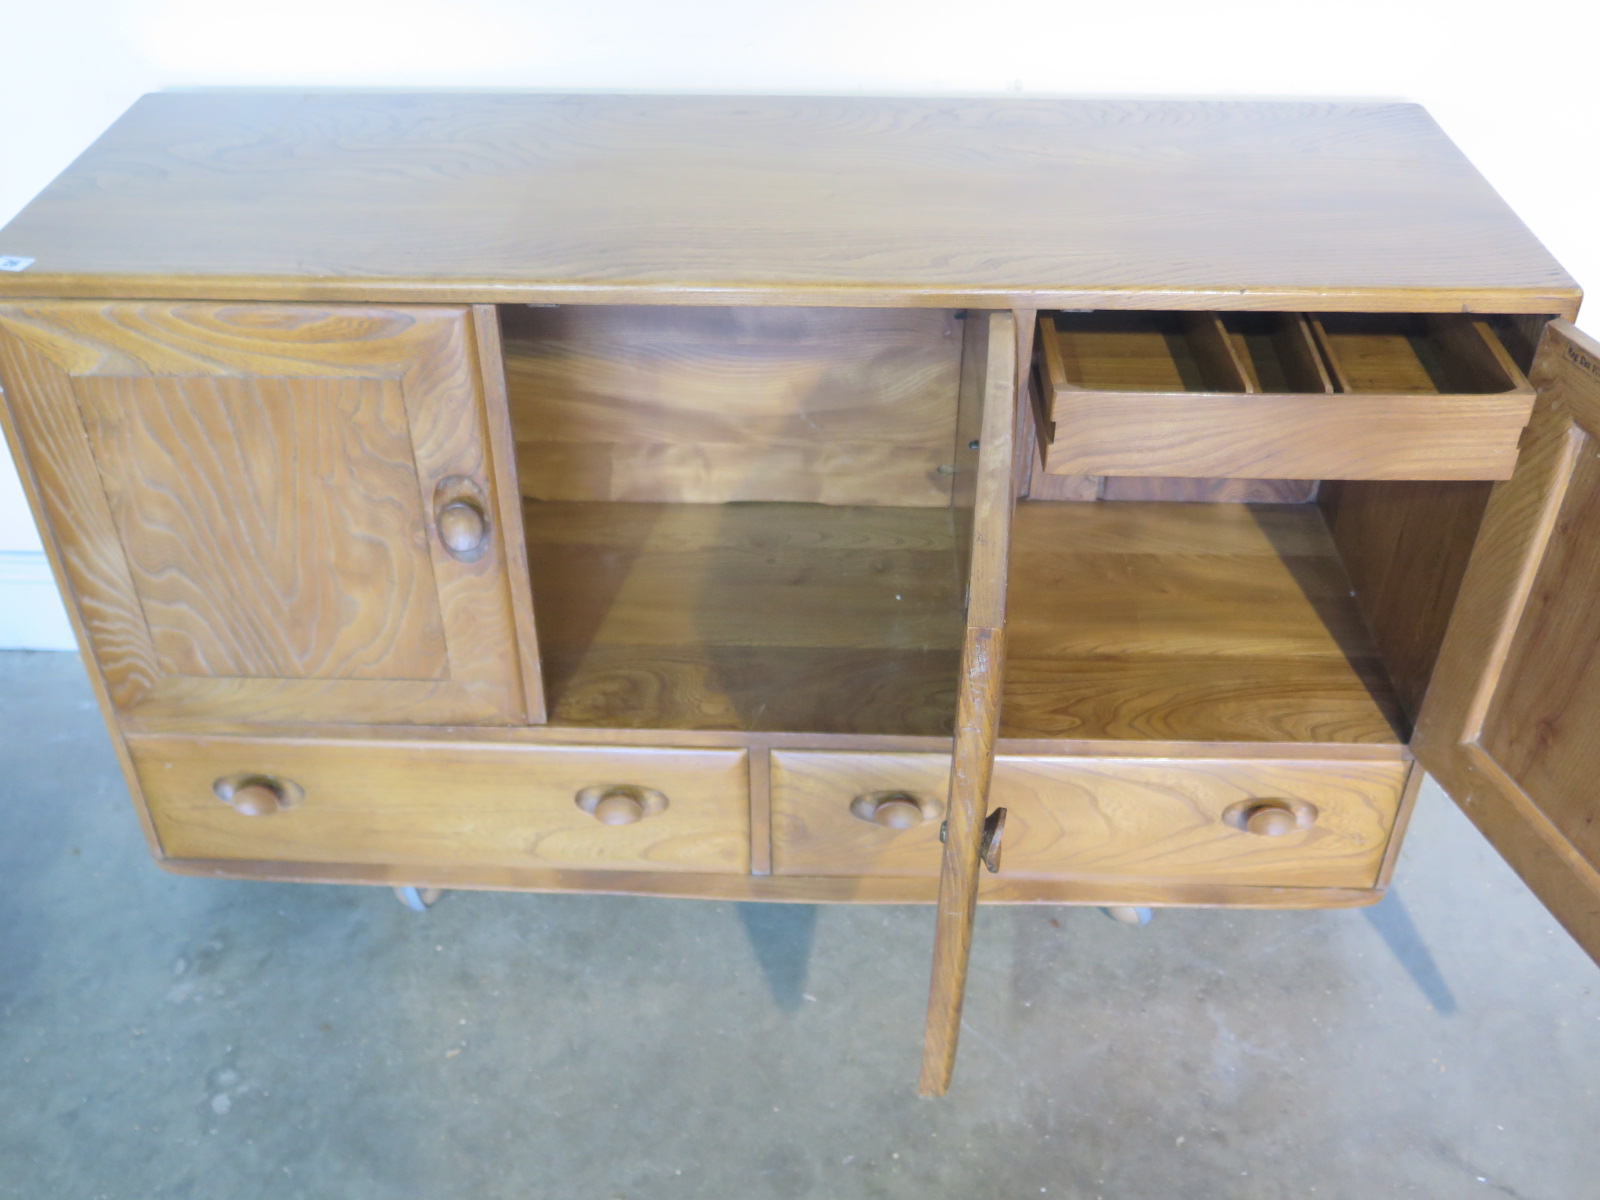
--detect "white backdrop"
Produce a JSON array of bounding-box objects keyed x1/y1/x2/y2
[{"x1": 2, "y1": 0, "x2": 1597, "y2": 645}]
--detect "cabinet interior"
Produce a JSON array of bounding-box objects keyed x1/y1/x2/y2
[{"x1": 496, "y1": 304, "x2": 1534, "y2": 745}]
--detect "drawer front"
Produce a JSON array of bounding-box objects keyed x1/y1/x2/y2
[
  {"x1": 132, "y1": 736, "x2": 749, "y2": 874},
  {"x1": 771, "y1": 752, "x2": 1406, "y2": 888}
]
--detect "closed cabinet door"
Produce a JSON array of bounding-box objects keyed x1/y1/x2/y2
[
  {"x1": 1416, "y1": 319, "x2": 1600, "y2": 963},
  {"x1": 0, "y1": 302, "x2": 541, "y2": 726}
]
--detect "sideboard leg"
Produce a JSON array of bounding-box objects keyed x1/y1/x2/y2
[
  {"x1": 1101, "y1": 906, "x2": 1153, "y2": 927},
  {"x1": 394, "y1": 886, "x2": 444, "y2": 912}
]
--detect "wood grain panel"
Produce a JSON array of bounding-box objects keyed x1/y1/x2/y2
[
  {"x1": 1320, "y1": 478, "x2": 1492, "y2": 722},
  {"x1": 772, "y1": 752, "x2": 1404, "y2": 887},
  {"x1": 1099, "y1": 478, "x2": 1317, "y2": 503},
  {"x1": 0, "y1": 331, "x2": 160, "y2": 707},
  {"x1": 502, "y1": 305, "x2": 961, "y2": 505},
  {"x1": 1045, "y1": 394, "x2": 1532, "y2": 481},
  {"x1": 158, "y1": 854, "x2": 1389, "y2": 908},
  {"x1": 0, "y1": 95, "x2": 1575, "y2": 313},
  {"x1": 922, "y1": 312, "x2": 1018, "y2": 1096},
  {"x1": 0, "y1": 331, "x2": 165, "y2": 856},
  {"x1": 473, "y1": 305, "x2": 548, "y2": 723},
  {"x1": 1038, "y1": 312, "x2": 1533, "y2": 480},
  {"x1": 78, "y1": 374, "x2": 447, "y2": 680},
  {"x1": 133, "y1": 735, "x2": 749, "y2": 874},
  {"x1": 1001, "y1": 500, "x2": 1406, "y2": 744},
  {"x1": 1416, "y1": 319, "x2": 1600, "y2": 964},
  {"x1": 1478, "y1": 443, "x2": 1600, "y2": 866},
  {"x1": 0, "y1": 301, "x2": 534, "y2": 725}
]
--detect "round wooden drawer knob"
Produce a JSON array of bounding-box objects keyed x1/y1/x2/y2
[
  {"x1": 575, "y1": 784, "x2": 669, "y2": 824},
  {"x1": 437, "y1": 500, "x2": 488, "y2": 557},
  {"x1": 871, "y1": 795, "x2": 924, "y2": 829},
  {"x1": 850, "y1": 790, "x2": 942, "y2": 829},
  {"x1": 1244, "y1": 802, "x2": 1300, "y2": 837},
  {"x1": 212, "y1": 774, "x2": 302, "y2": 816},
  {"x1": 1222, "y1": 796, "x2": 1316, "y2": 836},
  {"x1": 593, "y1": 790, "x2": 645, "y2": 826},
  {"x1": 229, "y1": 782, "x2": 284, "y2": 817}
]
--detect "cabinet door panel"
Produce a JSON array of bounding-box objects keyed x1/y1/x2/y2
[
  {"x1": 0, "y1": 302, "x2": 539, "y2": 725},
  {"x1": 920, "y1": 311, "x2": 1019, "y2": 1096},
  {"x1": 1416, "y1": 319, "x2": 1600, "y2": 961}
]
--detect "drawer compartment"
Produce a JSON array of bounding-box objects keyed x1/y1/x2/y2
[
  {"x1": 131, "y1": 735, "x2": 750, "y2": 874},
  {"x1": 1036, "y1": 310, "x2": 1534, "y2": 480},
  {"x1": 770, "y1": 751, "x2": 1407, "y2": 888}
]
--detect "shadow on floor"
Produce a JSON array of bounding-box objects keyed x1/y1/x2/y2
[
  {"x1": 1362, "y1": 890, "x2": 1458, "y2": 1015},
  {"x1": 736, "y1": 902, "x2": 819, "y2": 1011}
]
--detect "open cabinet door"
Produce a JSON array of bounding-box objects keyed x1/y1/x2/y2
[
  {"x1": 919, "y1": 311, "x2": 1020, "y2": 1096},
  {"x1": 1415, "y1": 319, "x2": 1600, "y2": 963}
]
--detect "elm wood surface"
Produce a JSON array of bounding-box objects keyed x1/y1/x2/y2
[
  {"x1": 1100, "y1": 479, "x2": 1319, "y2": 503},
  {"x1": 922, "y1": 312, "x2": 1018, "y2": 1096},
  {"x1": 770, "y1": 751, "x2": 1406, "y2": 888},
  {"x1": 523, "y1": 499, "x2": 965, "y2": 736},
  {"x1": 108, "y1": 711, "x2": 1416, "y2": 759},
  {"x1": 1319, "y1": 478, "x2": 1493, "y2": 722},
  {"x1": 155, "y1": 854, "x2": 1392, "y2": 908},
  {"x1": 0, "y1": 94, "x2": 1577, "y2": 314},
  {"x1": 1416, "y1": 320, "x2": 1600, "y2": 963},
  {"x1": 1036, "y1": 312, "x2": 1535, "y2": 481},
  {"x1": 501, "y1": 305, "x2": 963, "y2": 506},
  {"x1": 132, "y1": 735, "x2": 751, "y2": 874},
  {"x1": 1000, "y1": 500, "x2": 1408, "y2": 744},
  {"x1": 470, "y1": 305, "x2": 547, "y2": 723},
  {"x1": 0, "y1": 301, "x2": 537, "y2": 726},
  {"x1": 1022, "y1": 319, "x2": 1321, "y2": 504},
  {"x1": 1374, "y1": 761, "x2": 1427, "y2": 891}
]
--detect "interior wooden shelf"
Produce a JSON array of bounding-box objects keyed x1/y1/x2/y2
[
  {"x1": 523, "y1": 497, "x2": 1406, "y2": 746},
  {"x1": 1001, "y1": 500, "x2": 1407, "y2": 744},
  {"x1": 524, "y1": 500, "x2": 966, "y2": 735}
]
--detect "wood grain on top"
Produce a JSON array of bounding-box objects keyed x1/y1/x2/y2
[{"x1": 0, "y1": 93, "x2": 1576, "y2": 312}]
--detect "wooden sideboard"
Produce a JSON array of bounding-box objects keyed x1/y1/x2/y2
[{"x1": 3, "y1": 93, "x2": 1598, "y2": 1094}]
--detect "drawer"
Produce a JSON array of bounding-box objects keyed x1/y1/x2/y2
[
  {"x1": 1035, "y1": 310, "x2": 1534, "y2": 480},
  {"x1": 131, "y1": 735, "x2": 750, "y2": 874},
  {"x1": 770, "y1": 751, "x2": 1407, "y2": 888}
]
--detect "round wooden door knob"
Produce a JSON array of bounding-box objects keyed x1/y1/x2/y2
[
  {"x1": 212, "y1": 774, "x2": 301, "y2": 816},
  {"x1": 436, "y1": 499, "x2": 488, "y2": 556},
  {"x1": 1244, "y1": 802, "x2": 1299, "y2": 837}
]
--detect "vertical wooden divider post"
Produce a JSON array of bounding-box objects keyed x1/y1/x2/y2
[{"x1": 919, "y1": 311, "x2": 1020, "y2": 1096}]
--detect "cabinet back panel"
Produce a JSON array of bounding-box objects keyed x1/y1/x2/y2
[{"x1": 501, "y1": 306, "x2": 963, "y2": 506}]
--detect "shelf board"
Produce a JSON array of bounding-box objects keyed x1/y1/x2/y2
[
  {"x1": 523, "y1": 497, "x2": 1407, "y2": 745},
  {"x1": 525, "y1": 500, "x2": 966, "y2": 736},
  {"x1": 1001, "y1": 501, "x2": 1408, "y2": 744}
]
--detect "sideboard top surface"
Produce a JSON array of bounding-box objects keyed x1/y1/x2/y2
[{"x1": 0, "y1": 92, "x2": 1578, "y2": 313}]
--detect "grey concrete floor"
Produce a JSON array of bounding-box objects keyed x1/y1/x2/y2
[{"x1": 2, "y1": 651, "x2": 1598, "y2": 1199}]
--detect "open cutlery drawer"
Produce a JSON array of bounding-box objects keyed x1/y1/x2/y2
[{"x1": 1035, "y1": 310, "x2": 1535, "y2": 481}]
